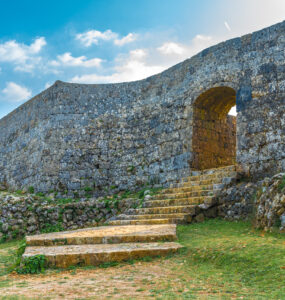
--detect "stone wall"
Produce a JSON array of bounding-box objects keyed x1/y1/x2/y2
[
  {"x1": 192, "y1": 112, "x2": 236, "y2": 170},
  {"x1": 0, "y1": 21, "x2": 284, "y2": 194},
  {"x1": 196, "y1": 172, "x2": 285, "y2": 233},
  {"x1": 255, "y1": 173, "x2": 285, "y2": 232},
  {"x1": 0, "y1": 191, "x2": 141, "y2": 240}
]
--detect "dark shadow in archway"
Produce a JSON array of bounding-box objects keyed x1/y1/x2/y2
[{"x1": 191, "y1": 86, "x2": 236, "y2": 170}]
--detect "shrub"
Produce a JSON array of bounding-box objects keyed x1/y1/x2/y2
[
  {"x1": 278, "y1": 175, "x2": 285, "y2": 191},
  {"x1": 40, "y1": 222, "x2": 63, "y2": 233},
  {"x1": 28, "y1": 186, "x2": 35, "y2": 194},
  {"x1": 16, "y1": 255, "x2": 46, "y2": 274}
]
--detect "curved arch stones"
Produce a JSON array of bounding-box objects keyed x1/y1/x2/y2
[{"x1": 0, "y1": 20, "x2": 284, "y2": 194}]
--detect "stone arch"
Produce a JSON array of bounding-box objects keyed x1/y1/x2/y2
[{"x1": 191, "y1": 86, "x2": 237, "y2": 170}]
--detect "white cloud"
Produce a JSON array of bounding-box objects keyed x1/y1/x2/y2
[
  {"x1": 1, "y1": 82, "x2": 32, "y2": 103},
  {"x1": 190, "y1": 35, "x2": 216, "y2": 54},
  {"x1": 224, "y1": 21, "x2": 231, "y2": 32},
  {"x1": 71, "y1": 33, "x2": 219, "y2": 84},
  {"x1": 71, "y1": 48, "x2": 164, "y2": 84},
  {"x1": 153, "y1": 34, "x2": 218, "y2": 68},
  {"x1": 76, "y1": 29, "x2": 137, "y2": 47},
  {"x1": 114, "y1": 33, "x2": 137, "y2": 46},
  {"x1": 0, "y1": 37, "x2": 46, "y2": 72},
  {"x1": 51, "y1": 52, "x2": 103, "y2": 68},
  {"x1": 29, "y1": 37, "x2": 47, "y2": 53},
  {"x1": 129, "y1": 49, "x2": 147, "y2": 59},
  {"x1": 44, "y1": 82, "x2": 53, "y2": 89},
  {"x1": 76, "y1": 29, "x2": 117, "y2": 47},
  {"x1": 157, "y1": 42, "x2": 185, "y2": 55}
]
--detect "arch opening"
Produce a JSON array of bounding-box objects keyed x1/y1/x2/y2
[{"x1": 191, "y1": 86, "x2": 236, "y2": 170}]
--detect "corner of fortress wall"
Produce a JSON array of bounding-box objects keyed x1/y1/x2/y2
[{"x1": 0, "y1": 20, "x2": 284, "y2": 194}]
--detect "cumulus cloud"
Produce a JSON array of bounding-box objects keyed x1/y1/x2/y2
[
  {"x1": 129, "y1": 49, "x2": 147, "y2": 59},
  {"x1": 71, "y1": 33, "x2": 219, "y2": 84},
  {"x1": 51, "y1": 52, "x2": 103, "y2": 68},
  {"x1": 1, "y1": 82, "x2": 32, "y2": 103},
  {"x1": 0, "y1": 37, "x2": 46, "y2": 72},
  {"x1": 157, "y1": 42, "x2": 185, "y2": 55},
  {"x1": 28, "y1": 37, "x2": 47, "y2": 53},
  {"x1": 44, "y1": 82, "x2": 53, "y2": 89},
  {"x1": 76, "y1": 29, "x2": 137, "y2": 47},
  {"x1": 71, "y1": 48, "x2": 164, "y2": 84},
  {"x1": 114, "y1": 33, "x2": 137, "y2": 46},
  {"x1": 76, "y1": 29, "x2": 117, "y2": 47},
  {"x1": 154, "y1": 34, "x2": 218, "y2": 69}
]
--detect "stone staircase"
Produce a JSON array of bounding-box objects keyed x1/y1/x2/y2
[
  {"x1": 108, "y1": 165, "x2": 236, "y2": 226},
  {"x1": 22, "y1": 165, "x2": 236, "y2": 268},
  {"x1": 23, "y1": 225, "x2": 182, "y2": 268}
]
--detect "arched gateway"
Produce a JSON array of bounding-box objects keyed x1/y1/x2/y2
[
  {"x1": 0, "y1": 21, "x2": 284, "y2": 195},
  {"x1": 192, "y1": 86, "x2": 236, "y2": 170}
]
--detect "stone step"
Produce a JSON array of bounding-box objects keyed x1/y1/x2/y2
[
  {"x1": 176, "y1": 177, "x2": 234, "y2": 188},
  {"x1": 26, "y1": 224, "x2": 178, "y2": 247},
  {"x1": 133, "y1": 205, "x2": 197, "y2": 215},
  {"x1": 152, "y1": 190, "x2": 216, "y2": 200},
  {"x1": 173, "y1": 178, "x2": 224, "y2": 188},
  {"x1": 23, "y1": 242, "x2": 183, "y2": 268},
  {"x1": 108, "y1": 218, "x2": 185, "y2": 226},
  {"x1": 116, "y1": 213, "x2": 187, "y2": 221},
  {"x1": 162, "y1": 184, "x2": 223, "y2": 194},
  {"x1": 183, "y1": 171, "x2": 236, "y2": 182},
  {"x1": 190, "y1": 165, "x2": 236, "y2": 176},
  {"x1": 143, "y1": 196, "x2": 210, "y2": 207}
]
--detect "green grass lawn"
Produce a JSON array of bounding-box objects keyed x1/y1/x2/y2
[
  {"x1": 0, "y1": 219, "x2": 285, "y2": 299},
  {"x1": 175, "y1": 220, "x2": 285, "y2": 299}
]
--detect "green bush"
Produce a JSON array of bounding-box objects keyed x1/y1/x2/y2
[
  {"x1": 16, "y1": 255, "x2": 46, "y2": 274},
  {"x1": 28, "y1": 186, "x2": 35, "y2": 194},
  {"x1": 40, "y1": 222, "x2": 63, "y2": 233},
  {"x1": 278, "y1": 175, "x2": 285, "y2": 191}
]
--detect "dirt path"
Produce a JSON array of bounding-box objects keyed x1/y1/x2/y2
[{"x1": 1, "y1": 258, "x2": 200, "y2": 300}]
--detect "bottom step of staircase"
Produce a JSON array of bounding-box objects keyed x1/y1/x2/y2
[{"x1": 23, "y1": 242, "x2": 183, "y2": 268}]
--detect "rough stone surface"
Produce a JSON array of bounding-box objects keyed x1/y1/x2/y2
[
  {"x1": 108, "y1": 165, "x2": 237, "y2": 225},
  {"x1": 26, "y1": 224, "x2": 177, "y2": 246},
  {"x1": 254, "y1": 173, "x2": 285, "y2": 232},
  {"x1": 0, "y1": 191, "x2": 140, "y2": 239},
  {"x1": 23, "y1": 242, "x2": 183, "y2": 268},
  {"x1": 22, "y1": 224, "x2": 182, "y2": 269},
  {"x1": 215, "y1": 182, "x2": 258, "y2": 220},
  {"x1": 0, "y1": 21, "x2": 284, "y2": 194}
]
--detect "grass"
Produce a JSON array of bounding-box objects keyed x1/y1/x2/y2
[
  {"x1": 0, "y1": 220, "x2": 285, "y2": 299},
  {"x1": 175, "y1": 219, "x2": 285, "y2": 299},
  {"x1": 0, "y1": 240, "x2": 21, "y2": 277}
]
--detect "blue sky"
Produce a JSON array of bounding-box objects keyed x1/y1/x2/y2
[{"x1": 0, "y1": 0, "x2": 284, "y2": 119}]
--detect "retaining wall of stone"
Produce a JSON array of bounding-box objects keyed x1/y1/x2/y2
[{"x1": 0, "y1": 192, "x2": 140, "y2": 239}]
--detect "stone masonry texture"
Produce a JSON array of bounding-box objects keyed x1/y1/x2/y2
[{"x1": 0, "y1": 21, "x2": 284, "y2": 194}]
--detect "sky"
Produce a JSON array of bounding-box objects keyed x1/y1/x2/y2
[{"x1": 0, "y1": 0, "x2": 284, "y2": 119}]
